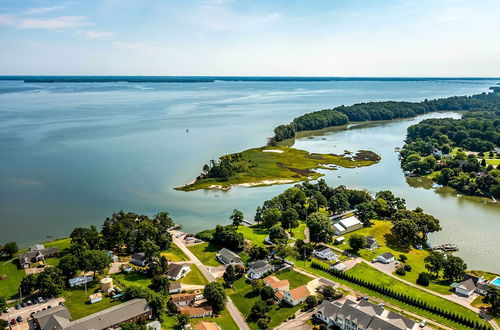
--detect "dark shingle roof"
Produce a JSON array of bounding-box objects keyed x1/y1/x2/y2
[
  {"x1": 249, "y1": 260, "x2": 269, "y2": 269},
  {"x1": 167, "y1": 263, "x2": 189, "y2": 278},
  {"x1": 132, "y1": 252, "x2": 145, "y2": 261},
  {"x1": 380, "y1": 252, "x2": 394, "y2": 259},
  {"x1": 317, "y1": 300, "x2": 340, "y2": 318},
  {"x1": 458, "y1": 278, "x2": 477, "y2": 292},
  {"x1": 218, "y1": 248, "x2": 240, "y2": 263}
]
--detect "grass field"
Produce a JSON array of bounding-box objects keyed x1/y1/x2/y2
[
  {"x1": 336, "y1": 220, "x2": 452, "y2": 295},
  {"x1": 187, "y1": 243, "x2": 221, "y2": 267},
  {"x1": 0, "y1": 258, "x2": 25, "y2": 299},
  {"x1": 291, "y1": 222, "x2": 307, "y2": 241},
  {"x1": 275, "y1": 268, "x2": 312, "y2": 289},
  {"x1": 238, "y1": 226, "x2": 269, "y2": 247},
  {"x1": 176, "y1": 145, "x2": 380, "y2": 191},
  {"x1": 161, "y1": 244, "x2": 189, "y2": 262},
  {"x1": 63, "y1": 283, "x2": 121, "y2": 319},
  {"x1": 228, "y1": 275, "x2": 303, "y2": 330},
  {"x1": 175, "y1": 264, "x2": 208, "y2": 285},
  {"x1": 192, "y1": 308, "x2": 238, "y2": 330},
  {"x1": 111, "y1": 271, "x2": 152, "y2": 289}
]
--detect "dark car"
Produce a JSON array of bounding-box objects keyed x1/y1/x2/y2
[
  {"x1": 47, "y1": 305, "x2": 52, "y2": 309},
  {"x1": 22, "y1": 302, "x2": 27, "y2": 307},
  {"x1": 10, "y1": 319, "x2": 17, "y2": 325},
  {"x1": 58, "y1": 302, "x2": 65, "y2": 306},
  {"x1": 16, "y1": 315, "x2": 23, "y2": 322},
  {"x1": 15, "y1": 304, "x2": 21, "y2": 310}
]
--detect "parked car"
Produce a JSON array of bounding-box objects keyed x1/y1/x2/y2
[
  {"x1": 10, "y1": 319, "x2": 17, "y2": 325},
  {"x1": 15, "y1": 304, "x2": 21, "y2": 310},
  {"x1": 22, "y1": 302, "x2": 27, "y2": 308},
  {"x1": 27, "y1": 300, "x2": 33, "y2": 306},
  {"x1": 47, "y1": 305, "x2": 52, "y2": 309},
  {"x1": 194, "y1": 239, "x2": 201, "y2": 243},
  {"x1": 37, "y1": 297, "x2": 44, "y2": 303},
  {"x1": 3, "y1": 307, "x2": 10, "y2": 313},
  {"x1": 36, "y1": 264, "x2": 46, "y2": 268},
  {"x1": 59, "y1": 302, "x2": 65, "y2": 306},
  {"x1": 16, "y1": 316, "x2": 23, "y2": 322},
  {"x1": 420, "y1": 320, "x2": 427, "y2": 328},
  {"x1": 356, "y1": 296, "x2": 364, "y2": 301}
]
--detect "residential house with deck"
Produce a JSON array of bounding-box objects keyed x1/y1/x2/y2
[
  {"x1": 365, "y1": 236, "x2": 378, "y2": 250},
  {"x1": 167, "y1": 263, "x2": 191, "y2": 281},
  {"x1": 455, "y1": 274, "x2": 489, "y2": 297},
  {"x1": 247, "y1": 260, "x2": 274, "y2": 279}
]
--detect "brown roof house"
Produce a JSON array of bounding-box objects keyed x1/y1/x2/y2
[
  {"x1": 282, "y1": 285, "x2": 311, "y2": 306},
  {"x1": 179, "y1": 305, "x2": 213, "y2": 318},
  {"x1": 171, "y1": 293, "x2": 196, "y2": 308}
]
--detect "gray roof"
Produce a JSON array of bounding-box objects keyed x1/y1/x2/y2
[
  {"x1": 380, "y1": 252, "x2": 394, "y2": 259},
  {"x1": 365, "y1": 236, "x2": 377, "y2": 245},
  {"x1": 218, "y1": 248, "x2": 240, "y2": 263},
  {"x1": 367, "y1": 316, "x2": 405, "y2": 330},
  {"x1": 458, "y1": 278, "x2": 477, "y2": 292},
  {"x1": 317, "y1": 300, "x2": 341, "y2": 318},
  {"x1": 167, "y1": 263, "x2": 189, "y2": 278},
  {"x1": 248, "y1": 260, "x2": 269, "y2": 270},
  {"x1": 463, "y1": 273, "x2": 482, "y2": 286},
  {"x1": 18, "y1": 247, "x2": 59, "y2": 264},
  {"x1": 383, "y1": 310, "x2": 418, "y2": 329},
  {"x1": 65, "y1": 299, "x2": 151, "y2": 330},
  {"x1": 339, "y1": 302, "x2": 374, "y2": 328},
  {"x1": 169, "y1": 282, "x2": 182, "y2": 290},
  {"x1": 132, "y1": 252, "x2": 145, "y2": 261},
  {"x1": 476, "y1": 283, "x2": 490, "y2": 291},
  {"x1": 34, "y1": 305, "x2": 72, "y2": 330}
]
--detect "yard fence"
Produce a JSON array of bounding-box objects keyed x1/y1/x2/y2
[{"x1": 310, "y1": 262, "x2": 491, "y2": 330}]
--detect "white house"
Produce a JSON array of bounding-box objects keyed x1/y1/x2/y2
[
  {"x1": 455, "y1": 274, "x2": 488, "y2": 297},
  {"x1": 282, "y1": 285, "x2": 310, "y2": 306},
  {"x1": 247, "y1": 260, "x2": 274, "y2": 280},
  {"x1": 365, "y1": 236, "x2": 378, "y2": 250},
  {"x1": 377, "y1": 252, "x2": 395, "y2": 264},
  {"x1": 331, "y1": 262, "x2": 346, "y2": 271},
  {"x1": 68, "y1": 275, "x2": 93, "y2": 288},
  {"x1": 168, "y1": 283, "x2": 182, "y2": 294},
  {"x1": 131, "y1": 252, "x2": 148, "y2": 267},
  {"x1": 167, "y1": 263, "x2": 191, "y2": 281},
  {"x1": 313, "y1": 247, "x2": 338, "y2": 261}
]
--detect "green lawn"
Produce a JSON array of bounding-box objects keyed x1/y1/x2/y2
[
  {"x1": 336, "y1": 220, "x2": 452, "y2": 295},
  {"x1": 160, "y1": 314, "x2": 179, "y2": 329},
  {"x1": 291, "y1": 222, "x2": 307, "y2": 241},
  {"x1": 228, "y1": 277, "x2": 302, "y2": 330},
  {"x1": 175, "y1": 264, "x2": 208, "y2": 286},
  {"x1": 111, "y1": 271, "x2": 152, "y2": 289},
  {"x1": 275, "y1": 269, "x2": 312, "y2": 289},
  {"x1": 0, "y1": 258, "x2": 25, "y2": 299},
  {"x1": 176, "y1": 145, "x2": 379, "y2": 191},
  {"x1": 192, "y1": 308, "x2": 238, "y2": 330},
  {"x1": 238, "y1": 226, "x2": 269, "y2": 247},
  {"x1": 187, "y1": 243, "x2": 220, "y2": 267},
  {"x1": 161, "y1": 244, "x2": 189, "y2": 262},
  {"x1": 63, "y1": 283, "x2": 121, "y2": 319}
]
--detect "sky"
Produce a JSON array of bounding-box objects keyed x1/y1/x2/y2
[{"x1": 0, "y1": 0, "x2": 499, "y2": 76}]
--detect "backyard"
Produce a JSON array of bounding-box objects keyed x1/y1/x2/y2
[
  {"x1": 187, "y1": 242, "x2": 220, "y2": 267},
  {"x1": 161, "y1": 244, "x2": 189, "y2": 262},
  {"x1": 173, "y1": 264, "x2": 208, "y2": 286},
  {"x1": 62, "y1": 282, "x2": 121, "y2": 319}
]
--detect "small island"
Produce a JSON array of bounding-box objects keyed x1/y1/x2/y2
[{"x1": 175, "y1": 146, "x2": 380, "y2": 191}]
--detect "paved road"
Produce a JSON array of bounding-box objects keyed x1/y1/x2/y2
[
  {"x1": 171, "y1": 231, "x2": 251, "y2": 330},
  {"x1": 0, "y1": 297, "x2": 65, "y2": 325}
]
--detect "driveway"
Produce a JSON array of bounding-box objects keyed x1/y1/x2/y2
[
  {"x1": 0, "y1": 297, "x2": 65, "y2": 325},
  {"x1": 274, "y1": 310, "x2": 314, "y2": 330}
]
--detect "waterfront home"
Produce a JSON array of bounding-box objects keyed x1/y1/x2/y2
[
  {"x1": 130, "y1": 252, "x2": 148, "y2": 267},
  {"x1": 377, "y1": 252, "x2": 395, "y2": 264},
  {"x1": 333, "y1": 216, "x2": 363, "y2": 235},
  {"x1": 247, "y1": 260, "x2": 274, "y2": 279},
  {"x1": 168, "y1": 283, "x2": 182, "y2": 294},
  {"x1": 455, "y1": 274, "x2": 488, "y2": 297},
  {"x1": 33, "y1": 298, "x2": 152, "y2": 330},
  {"x1": 171, "y1": 293, "x2": 196, "y2": 307},
  {"x1": 216, "y1": 248, "x2": 241, "y2": 265},
  {"x1": 179, "y1": 305, "x2": 213, "y2": 318},
  {"x1": 315, "y1": 299, "x2": 418, "y2": 330},
  {"x1": 313, "y1": 247, "x2": 338, "y2": 261},
  {"x1": 167, "y1": 263, "x2": 191, "y2": 281},
  {"x1": 264, "y1": 276, "x2": 290, "y2": 292},
  {"x1": 282, "y1": 285, "x2": 311, "y2": 306},
  {"x1": 68, "y1": 275, "x2": 93, "y2": 288},
  {"x1": 195, "y1": 322, "x2": 221, "y2": 330},
  {"x1": 18, "y1": 244, "x2": 59, "y2": 269},
  {"x1": 365, "y1": 236, "x2": 378, "y2": 250}
]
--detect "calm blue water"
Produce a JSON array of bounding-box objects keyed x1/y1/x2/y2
[{"x1": 1, "y1": 78, "x2": 499, "y2": 271}]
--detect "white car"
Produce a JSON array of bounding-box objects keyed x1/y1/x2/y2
[{"x1": 419, "y1": 319, "x2": 427, "y2": 328}]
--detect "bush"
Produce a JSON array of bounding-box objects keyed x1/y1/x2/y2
[
  {"x1": 195, "y1": 229, "x2": 215, "y2": 241},
  {"x1": 395, "y1": 267, "x2": 406, "y2": 276},
  {"x1": 417, "y1": 272, "x2": 430, "y2": 286},
  {"x1": 404, "y1": 264, "x2": 412, "y2": 272},
  {"x1": 399, "y1": 254, "x2": 407, "y2": 263}
]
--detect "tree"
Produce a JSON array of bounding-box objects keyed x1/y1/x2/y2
[
  {"x1": 37, "y1": 267, "x2": 65, "y2": 297},
  {"x1": 260, "y1": 285, "x2": 275, "y2": 300},
  {"x1": 203, "y1": 282, "x2": 227, "y2": 314},
  {"x1": 399, "y1": 254, "x2": 408, "y2": 263},
  {"x1": 81, "y1": 250, "x2": 111, "y2": 276},
  {"x1": 250, "y1": 300, "x2": 270, "y2": 319},
  {"x1": 251, "y1": 279, "x2": 264, "y2": 293},
  {"x1": 119, "y1": 323, "x2": 146, "y2": 330},
  {"x1": 424, "y1": 252, "x2": 446, "y2": 277},
  {"x1": 0, "y1": 296, "x2": 7, "y2": 312},
  {"x1": 269, "y1": 224, "x2": 288, "y2": 244},
  {"x1": 154, "y1": 211, "x2": 174, "y2": 231},
  {"x1": 484, "y1": 288, "x2": 500, "y2": 313},
  {"x1": 212, "y1": 225, "x2": 244, "y2": 251},
  {"x1": 19, "y1": 274, "x2": 38, "y2": 296},
  {"x1": 355, "y1": 202, "x2": 376, "y2": 224},
  {"x1": 256, "y1": 317, "x2": 270, "y2": 330},
  {"x1": 442, "y1": 255, "x2": 467, "y2": 282},
  {"x1": 305, "y1": 295, "x2": 318, "y2": 309},
  {"x1": 70, "y1": 225, "x2": 103, "y2": 250},
  {"x1": 281, "y1": 208, "x2": 299, "y2": 230},
  {"x1": 248, "y1": 246, "x2": 268, "y2": 260},
  {"x1": 141, "y1": 240, "x2": 160, "y2": 263},
  {"x1": 2, "y1": 241, "x2": 18, "y2": 257},
  {"x1": 348, "y1": 234, "x2": 366, "y2": 253},
  {"x1": 151, "y1": 276, "x2": 169, "y2": 293},
  {"x1": 223, "y1": 264, "x2": 238, "y2": 286},
  {"x1": 230, "y1": 209, "x2": 244, "y2": 227},
  {"x1": 328, "y1": 194, "x2": 350, "y2": 214},
  {"x1": 262, "y1": 208, "x2": 281, "y2": 228},
  {"x1": 416, "y1": 272, "x2": 431, "y2": 286},
  {"x1": 321, "y1": 286, "x2": 336, "y2": 301},
  {"x1": 391, "y1": 219, "x2": 418, "y2": 243},
  {"x1": 274, "y1": 243, "x2": 299, "y2": 262},
  {"x1": 57, "y1": 255, "x2": 80, "y2": 279},
  {"x1": 177, "y1": 314, "x2": 190, "y2": 328},
  {"x1": 306, "y1": 212, "x2": 334, "y2": 244}
]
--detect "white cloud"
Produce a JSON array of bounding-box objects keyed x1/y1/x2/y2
[
  {"x1": 77, "y1": 30, "x2": 115, "y2": 39},
  {"x1": 18, "y1": 16, "x2": 92, "y2": 29},
  {"x1": 113, "y1": 41, "x2": 170, "y2": 55},
  {"x1": 24, "y1": 6, "x2": 64, "y2": 15}
]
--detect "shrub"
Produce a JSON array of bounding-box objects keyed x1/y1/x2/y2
[
  {"x1": 399, "y1": 254, "x2": 408, "y2": 263},
  {"x1": 404, "y1": 264, "x2": 412, "y2": 272},
  {"x1": 396, "y1": 267, "x2": 406, "y2": 276},
  {"x1": 417, "y1": 272, "x2": 431, "y2": 286}
]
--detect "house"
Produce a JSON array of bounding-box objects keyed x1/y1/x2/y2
[
  {"x1": 264, "y1": 276, "x2": 290, "y2": 292},
  {"x1": 455, "y1": 274, "x2": 488, "y2": 297},
  {"x1": 89, "y1": 292, "x2": 102, "y2": 304},
  {"x1": 283, "y1": 285, "x2": 310, "y2": 306},
  {"x1": 33, "y1": 298, "x2": 152, "y2": 330},
  {"x1": 171, "y1": 293, "x2": 196, "y2": 307},
  {"x1": 167, "y1": 263, "x2": 191, "y2": 281},
  {"x1": 146, "y1": 320, "x2": 161, "y2": 330},
  {"x1": 179, "y1": 305, "x2": 213, "y2": 318},
  {"x1": 377, "y1": 252, "x2": 395, "y2": 264},
  {"x1": 313, "y1": 247, "x2": 338, "y2": 261},
  {"x1": 247, "y1": 260, "x2": 274, "y2": 280},
  {"x1": 494, "y1": 147, "x2": 500, "y2": 154},
  {"x1": 107, "y1": 251, "x2": 119, "y2": 262},
  {"x1": 334, "y1": 236, "x2": 345, "y2": 244},
  {"x1": 331, "y1": 262, "x2": 346, "y2": 272},
  {"x1": 169, "y1": 282, "x2": 183, "y2": 294},
  {"x1": 68, "y1": 275, "x2": 93, "y2": 288},
  {"x1": 131, "y1": 252, "x2": 148, "y2": 267},
  {"x1": 216, "y1": 248, "x2": 241, "y2": 265},
  {"x1": 365, "y1": 236, "x2": 378, "y2": 250},
  {"x1": 195, "y1": 322, "x2": 221, "y2": 330},
  {"x1": 18, "y1": 244, "x2": 59, "y2": 269},
  {"x1": 333, "y1": 216, "x2": 363, "y2": 235},
  {"x1": 315, "y1": 299, "x2": 418, "y2": 330}
]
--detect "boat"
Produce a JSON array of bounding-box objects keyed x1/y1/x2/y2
[{"x1": 432, "y1": 243, "x2": 459, "y2": 252}]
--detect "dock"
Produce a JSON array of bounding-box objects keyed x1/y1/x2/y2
[{"x1": 432, "y1": 243, "x2": 459, "y2": 252}]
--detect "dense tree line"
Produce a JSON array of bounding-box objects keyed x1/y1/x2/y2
[
  {"x1": 400, "y1": 111, "x2": 500, "y2": 198},
  {"x1": 270, "y1": 88, "x2": 500, "y2": 143},
  {"x1": 197, "y1": 153, "x2": 246, "y2": 181}
]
